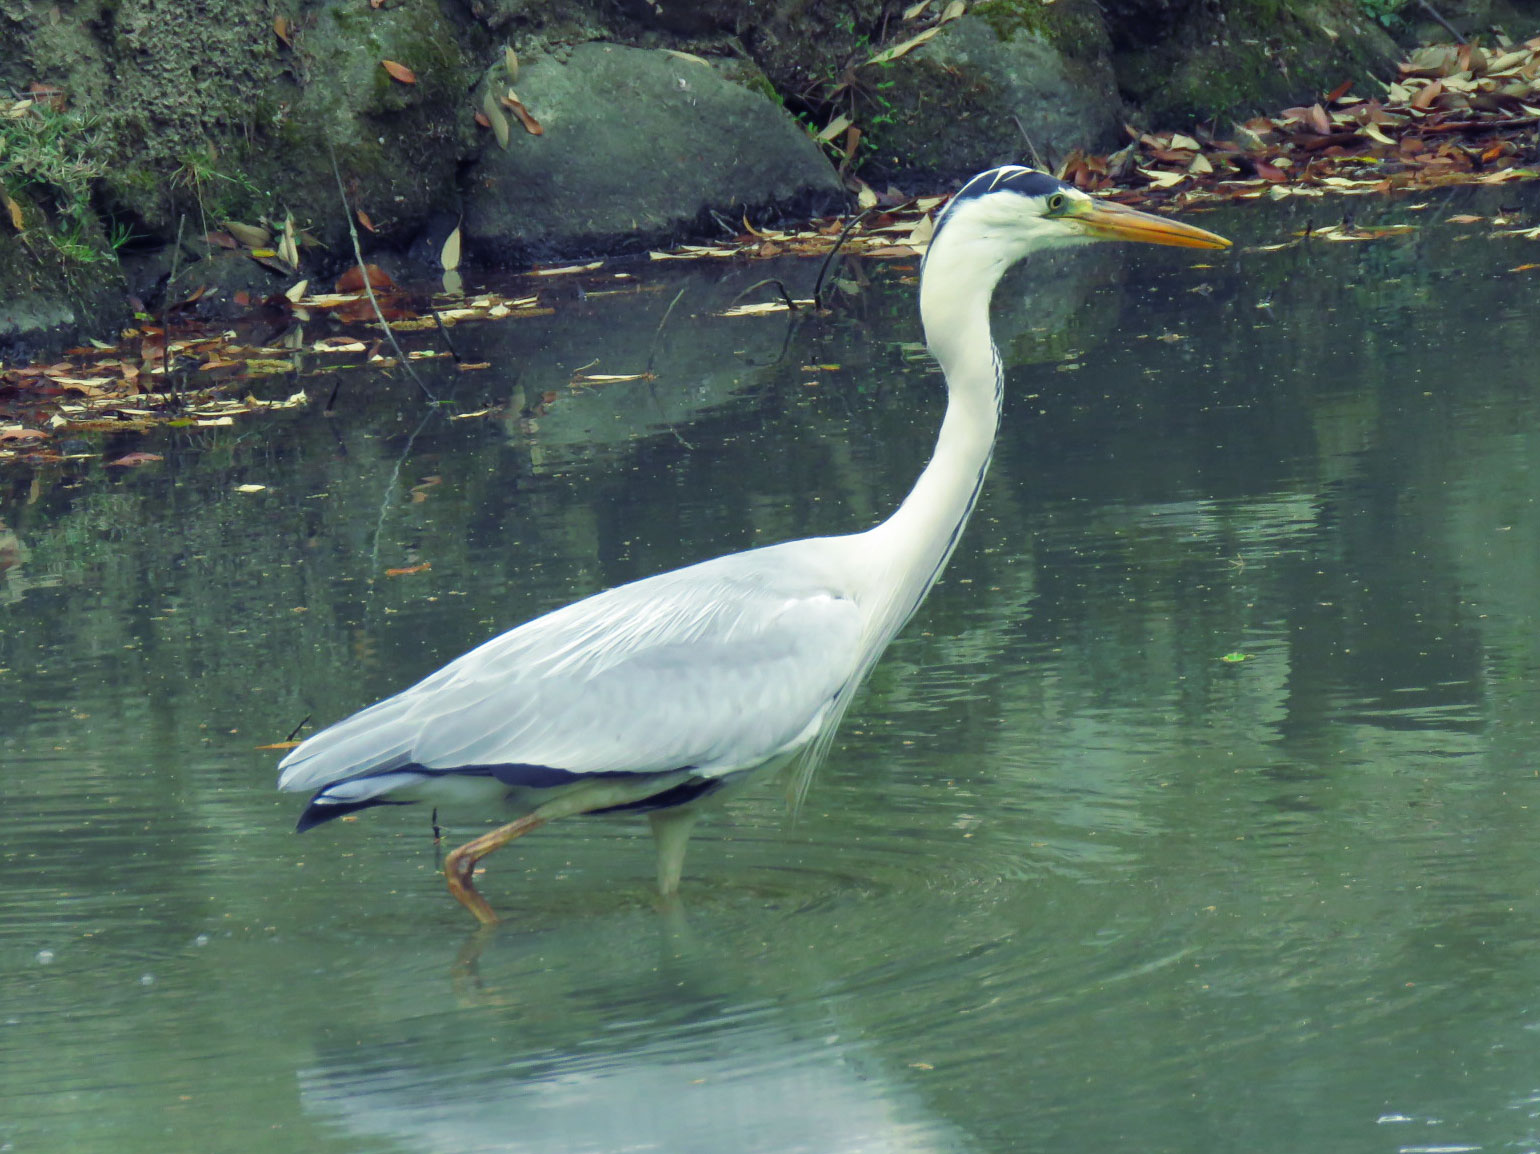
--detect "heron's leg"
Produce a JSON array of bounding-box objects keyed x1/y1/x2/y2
[
  {"x1": 444, "y1": 813, "x2": 546, "y2": 926},
  {"x1": 649, "y1": 809, "x2": 701, "y2": 896}
]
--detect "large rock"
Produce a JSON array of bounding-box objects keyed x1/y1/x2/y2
[
  {"x1": 463, "y1": 43, "x2": 845, "y2": 263},
  {"x1": 859, "y1": 10, "x2": 1124, "y2": 180}
]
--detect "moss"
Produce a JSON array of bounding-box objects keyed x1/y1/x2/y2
[{"x1": 972, "y1": 0, "x2": 1111, "y2": 61}]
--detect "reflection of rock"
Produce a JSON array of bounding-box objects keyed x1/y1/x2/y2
[
  {"x1": 484, "y1": 261, "x2": 816, "y2": 465},
  {"x1": 298, "y1": 1010, "x2": 967, "y2": 1154}
]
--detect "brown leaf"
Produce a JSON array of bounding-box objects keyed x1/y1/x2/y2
[
  {"x1": 501, "y1": 90, "x2": 543, "y2": 135},
  {"x1": 106, "y1": 452, "x2": 163, "y2": 467},
  {"x1": 384, "y1": 562, "x2": 431, "y2": 577},
  {"x1": 274, "y1": 14, "x2": 293, "y2": 46},
  {"x1": 1325, "y1": 79, "x2": 1354, "y2": 104},
  {"x1": 0, "y1": 428, "x2": 46, "y2": 443},
  {"x1": 1411, "y1": 79, "x2": 1444, "y2": 111},
  {"x1": 334, "y1": 264, "x2": 397, "y2": 293},
  {"x1": 3, "y1": 194, "x2": 23, "y2": 231},
  {"x1": 356, "y1": 209, "x2": 375, "y2": 233},
  {"x1": 1307, "y1": 103, "x2": 1332, "y2": 135},
  {"x1": 382, "y1": 60, "x2": 417, "y2": 84},
  {"x1": 473, "y1": 110, "x2": 491, "y2": 128}
]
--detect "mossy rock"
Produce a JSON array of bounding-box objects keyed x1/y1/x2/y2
[
  {"x1": 1108, "y1": 0, "x2": 1401, "y2": 126},
  {"x1": 857, "y1": 9, "x2": 1123, "y2": 181},
  {"x1": 0, "y1": 218, "x2": 129, "y2": 356}
]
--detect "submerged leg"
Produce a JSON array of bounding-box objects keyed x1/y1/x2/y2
[
  {"x1": 648, "y1": 809, "x2": 701, "y2": 896},
  {"x1": 444, "y1": 813, "x2": 546, "y2": 926}
]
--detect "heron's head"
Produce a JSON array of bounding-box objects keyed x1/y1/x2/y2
[{"x1": 925, "y1": 166, "x2": 1230, "y2": 288}]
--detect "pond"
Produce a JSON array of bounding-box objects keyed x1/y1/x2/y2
[{"x1": 5, "y1": 184, "x2": 1540, "y2": 1154}]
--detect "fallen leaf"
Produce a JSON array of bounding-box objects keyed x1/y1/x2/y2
[
  {"x1": 440, "y1": 223, "x2": 462, "y2": 272},
  {"x1": 254, "y1": 741, "x2": 303, "y2": 751},
  {"x1": 501, "y1": 89, "x2": 543, "y2": 135},
  {"x1": 385, "y1": 562, "x2": 432, "y2": 576},
  {"x1": 1447, "y1": 213, "x2": 1483, "y2": 223},
  {"x1": 274, "y1": 14, "x2": 293, "y2": 46},
  {"x1": 504, "y1": 45, "x2": 518, "y2": 81},
  {"x1": 106, "y1": 452, "x2": 163, "y2": 467},
  {"x1": 334, "y1": 264, "x2": 397, "y2": 293},
  {"x1": 3, "y1": 193, "x2": 22, "y2": 231},
  {"x1": 483, "y1": 87, "x2": 511, "y2": 148},
  {"x1": 382, "y1": 60, "x2": 417, "y2": 84},
  {"x1": 234, "y1": 484, "x2": 268, "y2": 493},
  {"x1": 356, "y1": 209, "x2": 375, "y2": 233},
  {"x1": 867, "y1": 25, "x2": 940, "y2": 65},
  {"x1": 222, "y1": 220, "x2": 271, "y2": 249}
]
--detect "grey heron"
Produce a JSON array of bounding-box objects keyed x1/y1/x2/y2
[{"x1": 278, "y1": 166, "x2": 1230, "y2": 924}]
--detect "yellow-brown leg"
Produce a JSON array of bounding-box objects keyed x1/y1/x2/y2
[{"x1": 444, "y1": 813, "x2": 546, "y2": 925}]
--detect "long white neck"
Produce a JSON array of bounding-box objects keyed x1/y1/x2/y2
[{"x1": 857, "y1": 228, "x2": 1019, "y2": 642}]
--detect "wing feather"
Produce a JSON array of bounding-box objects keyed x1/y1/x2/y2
[{"x1": 277, "y1": 543, "x2": 866, "y2": 795}]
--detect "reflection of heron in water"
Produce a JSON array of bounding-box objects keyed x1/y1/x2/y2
[
  {"x1": 278, "y1": 166, "x2": 1230, "y2": 923},
  {"x1": 297, "y1": 1007, "x2": 971, "y2": 1154}
]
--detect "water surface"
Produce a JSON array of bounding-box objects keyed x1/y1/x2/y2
[{"x1": 5, "y1": 188, "x2": 1540, "y2": 1153}]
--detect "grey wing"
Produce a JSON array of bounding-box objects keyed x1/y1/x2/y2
[{"x1": 277, "y1": 548, "x2": 867, "y2": 795}]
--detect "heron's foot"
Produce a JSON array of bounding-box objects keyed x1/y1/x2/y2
[
  {"x1": 442, "y1": 813, "x2": 546, "y2": 925},
  {"x1": 444, "y1": 844, "x2": 500, "y2": 925}
]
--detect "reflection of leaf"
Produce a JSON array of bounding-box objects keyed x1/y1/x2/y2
[
  {"x1": 385, "y1": 562, "x2": 432, "y2": 577},
  {"x1": 382, "y1": 60, "x2": 417, "y2": 84},
  {"x1": 106, "y1": 452, "x2": 163, "y2": 467}
]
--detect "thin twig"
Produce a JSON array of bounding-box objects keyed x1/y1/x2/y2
[
  {"x1": 644, "y1": 285, "x2": 688, "y2": 378},
  {"x1": 812, "y1": 208, "x2": 872, "y2": 309},
  {"x1": 727, "y1": 278, "x2": 798, "y2": 312},
  {"x1": 1011, "y1": 115, "x2": 1047, "y2": 172},
  {"x1": 430, "y1": 305, "x2": 463, "y2": 363},
  {"x1": 327, "y1": 145, "x2": 436, "y2": 401}
]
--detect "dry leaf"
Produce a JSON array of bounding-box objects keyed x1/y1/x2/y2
[
  {"x1": 483, "y1": 87, "x2": 511, "y2": 149},
  {"x1": 439, "y1": 223, "x2": 462, "y2": 272},
  {"x1": 3, "y1": 193, "x2": 23, "y2": 231},
  {"x1": 867, "y1": 25, "x2": 940, "y2": 65},
  {"x1": 816, "y1": 113, "x2": 852, "y2": 143},
  {"x1": 382, "y1": 60, "x2": 417, "y2": 84},
  {"x1": 234, "y1": 484, "x2": 268, "y2": 494},
  {"x1": 106, "y1": 452, "x2": 163, "y2": 467},
  {"x1": 903, "y1": 0, "x2": 930, "y2": 16},
  {"x1": 356, "y1": 209, "x2": 375, "y2": 233},
  {"x1": 274, "y1": 14, "x2": 293, "y2": 46},
  {"x1": 939, "y1": 0, "x2": 966, "y2": 21},
  {"x1": 385, "y1": 562, "x2": 432, "y2": 576},
  {"x1": 222, "y1": 220, "x2": 271, "y2": 249},
  {"x1": 502, "y1": 90, "x2": 543, "y2": 135},
  {"x1": 504, "y1": 45, "x2": 518, "y2": 82},
  {"x1": 284, "y1": 279, "x2": 309, "y2": 302}
]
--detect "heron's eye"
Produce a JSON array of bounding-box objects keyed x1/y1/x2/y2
[{"x1": 1046, "y1": 193, "x2": 1067, "y2": 214}]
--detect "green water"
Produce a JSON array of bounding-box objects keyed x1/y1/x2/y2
[{"x1": 5, "y1": 189, "x2": 1540, "y2": 1154}]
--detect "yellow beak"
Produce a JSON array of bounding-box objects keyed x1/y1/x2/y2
[{"x1": 1072, "y1": 197, "x2": 1231, "y2": 250}]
